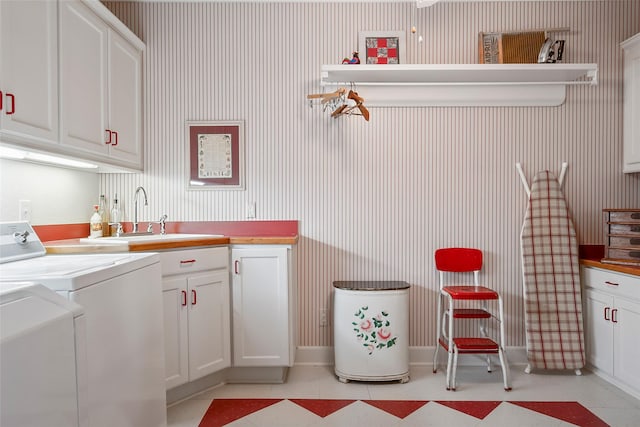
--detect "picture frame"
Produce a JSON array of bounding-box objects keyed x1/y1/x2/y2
[
  {"x1": 187, "y1": 120, "x2": 245, "y2": 190},
  {"x1": 358, "y1": 31, "x2": 406, "y2": 64}
]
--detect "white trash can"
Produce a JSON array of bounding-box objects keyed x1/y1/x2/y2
[{"x1": 333, "y1": 281, "x2": 410, "y2": 383}]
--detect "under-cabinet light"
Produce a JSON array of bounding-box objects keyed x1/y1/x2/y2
[{"x1": 0, "y1": 147, "x2": 99, "y2": 169}]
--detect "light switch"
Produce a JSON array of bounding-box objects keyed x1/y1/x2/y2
[{"x1": 246, "y1": 202, "x2": 256, "y2": 219}]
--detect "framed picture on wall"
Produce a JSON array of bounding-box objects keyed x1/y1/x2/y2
[
  {"x1": 187, "y1": 120, "x2": 245, "y2": 190},
  {"x1": 359, "y1": 31, "x2": 406, "y2": 64}
]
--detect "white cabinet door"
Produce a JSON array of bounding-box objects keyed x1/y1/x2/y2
[
  {"x1": 163, "y1": 276, "x2": 189, "y2": 390},
  {"x1": 163, "y1": 268, "x2": 230, "y2": 389},
  {"x1": 0, "y1": 0, "x2": 58, "y2": 146},
  {"x1": 613, "y1": 297, "x2": 640, "y2": 390},
  {"x1": 107, "y1": 28, "x2": 142, "y2": 167},
  {"x1": 188, "y1": 270, "x2": 231, "y2": 381},
  {"x1": 623, "y1": 33, "x2": 640, "y2": 173},
  {"x1": 232, "y1": 247, "x2": 290, "y2": 367},
  {"x1": 584, "y1": 288, "x2": 614, "y2": 376},
  {"x1": 59, "y1": 0, "x2": 108, "y2": 154}
]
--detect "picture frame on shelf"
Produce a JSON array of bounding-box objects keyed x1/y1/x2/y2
[
  {"x1": 187, "y1": 120, "x2": 245, "y2": 190},
  {"x1": 359, "y1": 31, "x2": 406, "y2": 64}
]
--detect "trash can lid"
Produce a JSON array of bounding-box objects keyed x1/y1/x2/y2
[{"x1": 333, "y1": 281, "x2": 410, "y2": 291}]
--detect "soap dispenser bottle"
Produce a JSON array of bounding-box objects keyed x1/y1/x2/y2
[{"x1": 89, "y1": 205, "x2": 103, "y2": 238}]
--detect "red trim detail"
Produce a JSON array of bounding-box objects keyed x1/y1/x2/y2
[
  {"x1": 34, "y1": 220, "x2": 298, "y2": 242},
  {"x1": 452, "y1": 337, "x2": 499, "y2": 353}
]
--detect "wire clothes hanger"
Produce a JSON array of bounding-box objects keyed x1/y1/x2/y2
[{"x1": 306, "y1": 85, "x2": 370, "y2": 121}]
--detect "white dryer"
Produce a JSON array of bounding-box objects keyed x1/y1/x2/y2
[
  {"x1": 0, "y1": 222, "x2": 167, "y2": 427},
  {"x1": 1, "y1": 281, "x2": 87, "y2": 427}
]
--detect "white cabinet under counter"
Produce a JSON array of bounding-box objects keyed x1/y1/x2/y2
[
  {"x1": 161, "y1": 247, "x2": 231, "y2": 390},
  {"x1": 581, "y1": 265, "x2": 640, "y2": 399},
  {"x1": 231, "y1": 245, "x2": 297, "y2": 369}
]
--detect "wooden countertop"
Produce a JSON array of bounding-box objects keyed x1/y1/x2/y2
[
  {"x1": 580, "y1": 259, "x2": 640, "y2": 277},
  {"x1": 45, "y1": 235, "x2": 298, "y2": 254}
]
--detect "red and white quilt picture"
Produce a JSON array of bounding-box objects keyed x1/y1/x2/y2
[{"x1": 365, "y1": 36, "x2": 400, "y2": 64}]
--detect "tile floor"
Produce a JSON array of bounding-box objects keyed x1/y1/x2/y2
[{"x1": 167, "y1": 365, "x2": 640, "y2": 426}]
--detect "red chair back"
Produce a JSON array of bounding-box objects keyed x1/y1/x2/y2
[{"x1": 435, "y1": 248, "x2": 483, "y2": 273}]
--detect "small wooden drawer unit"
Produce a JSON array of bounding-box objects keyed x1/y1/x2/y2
[{"x1": 604, "y1": 209, "x2": 640, "y2": 266}]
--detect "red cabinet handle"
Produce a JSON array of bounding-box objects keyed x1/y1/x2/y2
[
  {"x1": 604, "y1": 281, "x2": 619, "y2": 287},
  {"x1": 6, "y1": 93, "x2": 15, "y2": 115},
  {"x1": 105, "y1": 129, "x2": 112, "y2": 145},
  {"x1": 234, "y1": 260, "x2": 240, "y2": 274},
  {"x1": 181, "y1": 290, "x2": 187, "y2": 306},
  {"x1": 612, "y1": 308, "x2": 618, "y2": 323},
  {"x1": 111, "y1": 130, "x2": 118, "y2": 146},
  {"x1": 604, "y1": 307, "x2": 610, "y2": 321},
  {"x1": 191, "y1": 289, "x2": 197, "y2": 305},
  {"x1": 180, "y1": 259, "x2": 196, "y2": 265},
  {"x1": 0, "y1": 90, "x2": 3, "y2": 111}
]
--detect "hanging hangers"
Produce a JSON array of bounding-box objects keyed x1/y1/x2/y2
[
  {"x1": 307, "y1": 87, "x2": 347, "y2": 104},
  {"x1": 330, "y1": 89, "x2": 370, "y2": 121},
  {"x1": 307, "y1": 86, "x2": 370, "y2": 121}
]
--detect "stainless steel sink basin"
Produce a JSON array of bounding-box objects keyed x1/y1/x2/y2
[{"x1": 81, "y1": 233, "x2": 224, "y2": 244}]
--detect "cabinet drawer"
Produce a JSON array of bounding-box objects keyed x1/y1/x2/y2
[
  {"x1": 607, "y1": 210, "x2": 640, "y2": 223},
  {"x1": 582, "y1": 267, "x2": 640, "y2": 301},
  {"x1": 609, "y1": 236, "x2": 640, "y2": 248},
  {"x1": 160, "y1": 247, "x2": 228, "y2": 276},
  {"x1": 609, "y1": 224, "x2": 640, "y2": 235}
]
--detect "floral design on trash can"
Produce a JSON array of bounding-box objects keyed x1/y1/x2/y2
[{"x1": 352, "y1": 306, "x2": 398, "y2": 355}]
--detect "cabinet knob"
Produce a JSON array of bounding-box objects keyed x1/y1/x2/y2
[
  {"x1": 0, "y1": 90, "x2": 3, "y2": 111},
  {"x1": 611, "y1": 308, "x2": 618, "y2": 323},
  {"x1": 111, "y1": 130, "x2": 118, "y2": 146},
  {"x1": 604, "y1": 307, "x2": 610, "y2": 321},
  {"x1": 604, "y1": 281, "x2": 619, "y2": 287},
  {"x1": 105, "y1": 129, "x2": 112, "y2": 145},
  {"x1": 191, "y1": 289, "x2": 197, "y2": 305},
  {"x1": 181, "y1": 290, "x2": 187, "y2": 306},
  {"x1": 234, "y1": 260, "x2": 240, "y2": 274}
]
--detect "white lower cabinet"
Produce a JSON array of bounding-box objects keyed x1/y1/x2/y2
[
  {"x1": 582, "y1": 266, "x2": 640, "y2": 399},
  {"x1": 162, "y1": 247, "x2": 230, "y2": 390},
  {"x1": 231, "y1": 245, "x2": 297, "y2": 367}
]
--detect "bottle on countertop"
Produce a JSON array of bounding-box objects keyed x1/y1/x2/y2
[
  {"x1": 89, "y1": 205, "x2": 103, "y2": 238},
  {"x1": 110, "y1": 194, "x2": 121, "y2": 236},
  {"x1": 98, "y1": 194, "x2": 109, "y2": 237}
]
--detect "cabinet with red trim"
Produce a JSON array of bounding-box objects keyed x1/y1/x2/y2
[
  {"x1": 161, "y1": 247, "x2": 230, "y2": 390},
  {"x1": 59, "y1": 0, "x2": 143, "y2": 170},
  {"x1": 582, "y1": 266, "x2": 640, "y2": 399},
  {"x1": 0, "y1": 0, "x2": 59, "y2": 147}
]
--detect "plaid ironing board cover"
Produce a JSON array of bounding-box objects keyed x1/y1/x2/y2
[{"x1": 520, "y1": 170, "x2": 585, "y2": 370}]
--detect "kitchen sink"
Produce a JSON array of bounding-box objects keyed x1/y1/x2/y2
[{"x1": 80, "y1": 233, "x2": 225, "y2": 244}]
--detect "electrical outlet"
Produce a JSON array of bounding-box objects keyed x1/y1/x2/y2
[
  {"x1": 246, "y1": 202, "x2": 256, "y2": 219},
  {"x1": 19, "y1": 200, "x2": 31, "y2": 222},
  {"x1": 319, "y1": 308, "x2": 328, "y2": 327}
]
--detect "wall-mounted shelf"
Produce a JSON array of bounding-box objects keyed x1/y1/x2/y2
[{"x1": 320, "y1": 63, "x2": 598, "y2": 107}]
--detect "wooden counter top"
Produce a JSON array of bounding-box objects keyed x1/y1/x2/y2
[
  {"x1": 580, "y1": 259, "x2": 640, "y2": 277},
  {"x1": 44, "y1": 234, "x2": 298, "y2": 254}
]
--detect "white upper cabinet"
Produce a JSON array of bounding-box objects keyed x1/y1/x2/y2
[
  {"x1": 0, "y1": 0, "x2": 59, "y2": 147},
  {"x1": 622, "y1": 33, "x2": 640, "y2": 173},
  {"x1": 0, "y1": 0, "x2": 143, "y2": 172},
  {"x1": 60, "y1": 0, "x2": 143, "y2": 170}
]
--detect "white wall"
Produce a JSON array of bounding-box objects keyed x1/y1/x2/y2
[
  {"x1": 106, "y1": 1, "x2": 638, "y2": 348},
  {"x1": 0, "y1": 159, "x2": 99, "y2": 224}
]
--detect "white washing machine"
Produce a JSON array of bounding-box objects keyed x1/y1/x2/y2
[
  {"x1": 333, "y1": 281, "x2": 410, "y2": 383},
  {"x1": 1, "y1": 281, "x2": 87, "y2": 427},
  {"x1": 0, "y1": 222, "x2": 167, "y2": 427}
]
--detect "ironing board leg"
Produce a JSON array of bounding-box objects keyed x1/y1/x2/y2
[{"x1": 450, "y1": 348, "x2": 459, "y2": 391}]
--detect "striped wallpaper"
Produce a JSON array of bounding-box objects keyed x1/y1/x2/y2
[{"x1": 102, "y1": 1, "x2": 640, "y2": 348}]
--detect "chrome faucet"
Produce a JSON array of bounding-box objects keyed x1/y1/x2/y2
[{"x1": 132, "y1": 186, "x2": 148, "y2": 233}]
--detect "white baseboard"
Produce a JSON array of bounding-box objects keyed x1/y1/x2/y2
[{"x1": 295, "y1": 346, "x2": 528, "y2": 367}]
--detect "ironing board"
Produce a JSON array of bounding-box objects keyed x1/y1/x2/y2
[{"x1": 519, "y1": 169, "x2": 585, "y2": 374}]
